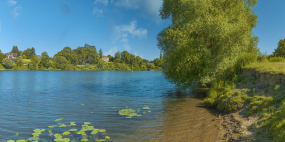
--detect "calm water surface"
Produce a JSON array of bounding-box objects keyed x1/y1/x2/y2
[{"x1": 0, "y1": 71, "x2": 216, "y2": 142}]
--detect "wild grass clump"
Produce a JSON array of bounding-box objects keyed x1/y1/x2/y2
[{"x1": 204, "y1": 77, "x2": 251, "y2": 113}]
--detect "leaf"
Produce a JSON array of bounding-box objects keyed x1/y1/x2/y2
[
  {"x1": 13, "y1": 133, "x2": 19, "y2": 136},
  {"x1": 105, "y1": 136, "x2": 110, "y2": 139},
  {"x1": 63, "y1": 131, "x2": 70, "y2": 135},
  {"x1": 69, "y1": 129, "x2": 77, "y2": 131}
]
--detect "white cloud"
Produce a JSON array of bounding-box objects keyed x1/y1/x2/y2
[
  {"x1": 120, "y1": 38, "x2": 128, "y2": 43},
  {"x1": 113, "y1": 0, "x2": 163, "y2": 24},
  {"x1": 12, "y1": 6, "x2": 21, "y2": 17},
  {"x1": 7, "y1": 0, "x2": 16, "y2": 6},
  {"x1": 94, "y1": 0, "x2": 108, "y2": 6},
  {"x1": 104, "y1": 46, "x2": 118, "y2": 56},
  {"x1": 114, "y1": 0, "x2": 140, "y2": 9},
  {"x1": 114, "y1": 20, "x2": 147, "y2": 42},
  {"x1": 92, "y1": 7, "x2": 103, "y2": 14}
]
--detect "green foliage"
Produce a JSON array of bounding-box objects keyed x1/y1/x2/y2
[
  {"x1": 273, "y1": 38, "x2": 285, "y2": 57},
  {"x1": 99, "y1": 48, "x2": 103, "y2": 58},
  {"x1": 22, "y1": 55, "x2": 27, "y2": 59},
  {"x1": 269, "y1": 56, "x2": 284, "y2": 62},
  {"x1": 10, "y1": 46, "x2": 21, "y2": 56},
  {"x1": 14, "y1": 57, "x2": 24, "y2": 67},
  {"x1": 55, "y1": 56, "x2": 69, "y2": 70},
  {"x1": 31, "y1": 47, "x2": 36, "y2": 56},
  {"x1": 146, "y1": 63, "x2": 154, "y2": 70},
  {"x1": 115, "y1": 51, "x2": 121, "y2": 59},
  {"x1": 23, "y1": 48, "x2": 31, "y2": 59},
  {"x1": 39, "y1": 56, "x2": 51, "y2": 69},
  {"x1": 0, "y1": 50, "x2": 5, "y2": 62},
  {"x1": 2, "y1": 58, "x2": 14, "y2": 69},
  {"x1": 157, "y1": 0, "x2": 259, "y2": 88},
  {"x1": 31, "y1": 55, "x2": 40, "y2": 70},
  {"x1": 107, "y1": 54, "x2": 114, "y2": 62}
]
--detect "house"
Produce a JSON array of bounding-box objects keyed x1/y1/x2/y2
[
  {"x1": 5, "y1": 53, "x2": 17, "y2": 60},
  {"x1": 36, "y1": 55, "x2": 41, "y2": 59},
  {"x1": 102, "y1": 56, "x2": 109, "y2": 62}
]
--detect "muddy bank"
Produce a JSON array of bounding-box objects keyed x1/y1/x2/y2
[{"x1": 214, "y1": 68, "x2": 278, "y2": 142}]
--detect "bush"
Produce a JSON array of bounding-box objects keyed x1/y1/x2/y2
[
  {"x1": 2, "y1": 58, "x2": 14, "y2": 69},
  {"x1": 269, "y1": 56, "x2": 284, "y2": 62}
]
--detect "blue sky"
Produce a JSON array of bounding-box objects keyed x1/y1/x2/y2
[{"x1": 0, "y1": 0, "x2": 284, "y2": 61}]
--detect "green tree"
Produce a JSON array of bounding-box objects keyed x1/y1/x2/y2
[
  {"x1": 2, "y1": 58, "x2": 14, "y2": 69},
  {"x1": 157, "y1": 0, "x2": 259, "y2": 87},
  {"x1": 0, "y1": 50, "x2": 5, "y2": 62},
  {"x1": 273, "y1": 38, "x2": 285, "y2": 57},
  {"x1": 107, "y1": 55, "x2": 114, "y2": 62},
  {"x1": 160, "y1": 52, "x2": 162, "y2": 60},
  {"x1": 143, "y1": 59, "x2": 149, "y2": 63},
  {"x1": 31, "y1": 47, "x2": 36, "y2": 56},
  {"x1": 31, "y1": 55, "x2": 40, "y2": 70},
  {"x1": 115, "y1": 51, "x2": 121, "y2": 59},
  {"x1": 23, "y1": 48, "x2": 31, "y2": 59},
  {"x1": 99, "y1": 48, "x2": 103, "y2": 59},
  {"x1": 11, "y1": 46, "x2": 20, "y2": 56},
  {"x1": 18, "y1": 51, "x2": 23, "y2": 56},
  {"x1": 41, "y1": 51, "x2": 49, "y2": 57},
  {"x1": 55, "y1": 56, "x2": 69, "y2": 70},
  {"x1": 39, "y1": 51, "x2": 51, "y2": 68}
]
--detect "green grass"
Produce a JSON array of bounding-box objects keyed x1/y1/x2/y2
[
  {"x1": 243, "y1": 58, "x2": 285, "y2": 75},
  {"x1": 23, "y1": 59, "x2": 31, "y2": 63}
]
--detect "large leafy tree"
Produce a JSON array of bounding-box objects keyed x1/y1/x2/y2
[
  {"x1": 54, "y1": 56, "x2": 69, "y2": 70},
  {"x1": 157, "y1": 0, "x2": 259, "y2": 87}
]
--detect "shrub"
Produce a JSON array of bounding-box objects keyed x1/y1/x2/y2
[
  {"x1": 2, "y1": 58, "x2": 14, "y2": 69},
  {"x1": 269, "y1": 56, "x2": 284, "y2": 62}
]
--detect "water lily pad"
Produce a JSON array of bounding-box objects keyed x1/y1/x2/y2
[
  {"x1": 69, "y1": 129, "x2": 77, "y2": 131},
  {"x1": 81, "y1": 139, "x2": 88, "y2": 141},
  {"x1": 84, "y1": 122, "x2": 91, "y2": 125},
  {"x1": 48, "y1": 130, "x2": 52, "y2": 133},
  {"x1": 105, "y1": 136, "x2": 110, "y2": 139},
  {"x1": 76, "y1": 131, "x2": 86, "y2": 135},
  {"x1": 7, "y1": 140, "x2": 15, "y2": 142},
  {"x1": 55, "y1": 118, "x2": 64, "y2": 121},
  {"x1": 99, "y1": 139, "x2": 106, "y2": 141},
  {"x1": 98, "y1": 129, "x2": 106, "y2": 132},
  {"x1": 90, "y1": 130, "x2": 98, "y2": 134},
  {"x1": 63, "y1": 131, "x2": 70, "y2": 135},
  {"x1": 58, "y1": 124, "x2": 67, "y2": 127},
  {"x1": 14, "y1": 133, "x2": 19, "y2": 136},
  {"x1": 81, "y1": 104, "x2": 85, "y2": 105},
  {"x1": 48, "y1": 125, "x2": 57, "y2": 128},
  {"x1": 142, "y1": 105, "x2": 150, "y2": 109},
  {"x1": 147, "y1": 111, "x2": 151, "y2": 112},
  {"x1": 54, "y1": 133, "x2": 62, "y2": 139},
  {"x1": 16, "y1": 140, "x2": 26, "y2": 142}
]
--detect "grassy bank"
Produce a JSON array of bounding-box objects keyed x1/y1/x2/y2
[{"x1": 203, "y1": 58, "x2": 285, "y2": 141}]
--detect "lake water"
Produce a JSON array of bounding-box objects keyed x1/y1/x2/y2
[{"x1": 0, "y1": 71, "x2": 219, "y2": 142}]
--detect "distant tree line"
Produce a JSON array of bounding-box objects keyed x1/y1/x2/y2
[{"x1": 0, "y1": 43, "x2": 164, "y2": 71}]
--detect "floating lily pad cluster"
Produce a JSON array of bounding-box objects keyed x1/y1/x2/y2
[
  {"x1": 7, "y1": 118, "x2": 111, "y2": 142},
  {"x1": 114, "y1": 105, "x2": 151, "y2": 118}
]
